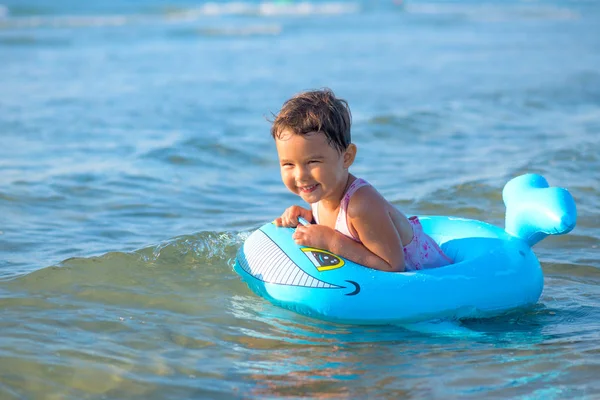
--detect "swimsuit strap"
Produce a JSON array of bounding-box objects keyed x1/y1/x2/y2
[
  {"x1": 310, "y1": 202, "x2": 319, "y2": 224},
  {"x1": 335, "y1": 178, "x2": 370, "y2": 241}
]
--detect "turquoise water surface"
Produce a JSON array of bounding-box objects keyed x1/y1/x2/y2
[{"x1": 1, "y1": 0, "x2": 599, "y2": 398}]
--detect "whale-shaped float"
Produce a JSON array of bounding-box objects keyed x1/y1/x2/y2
[{"x1": 234, "y1": 174, "x2": 577, "y2": 324}]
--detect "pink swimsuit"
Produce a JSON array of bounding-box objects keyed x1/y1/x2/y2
[{"x1": 311, "y1": 178, "x2": 452, "y2": 271}]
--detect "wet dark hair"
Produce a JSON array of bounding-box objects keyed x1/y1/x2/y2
[{"x1": 270, "y1": 88, "x2": 352, "y2": 153}]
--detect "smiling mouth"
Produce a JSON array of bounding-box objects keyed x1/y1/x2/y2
[{"x1": 298, "y1": 184, "x2": 318, "y2": 193}]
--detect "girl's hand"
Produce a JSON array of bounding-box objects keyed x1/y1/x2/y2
[
  {"x1": 293, "y1": 224, "x2": 335, "y2": 251},
  {"x1": 274, "y1": 205, "x2": 312, "y2": 228}
]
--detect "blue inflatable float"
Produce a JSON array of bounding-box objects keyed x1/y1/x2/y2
[{"x1": 234, "y1": 174, "x2": 577, "y2": 324}]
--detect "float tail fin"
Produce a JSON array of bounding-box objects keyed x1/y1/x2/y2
[{"x1": 502, "y1": 174, "x2": 577, "y2": 247}]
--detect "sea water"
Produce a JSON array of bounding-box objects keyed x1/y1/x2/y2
[{"x1": 1, "y1": 0, "x2": 599, "y2": 398}]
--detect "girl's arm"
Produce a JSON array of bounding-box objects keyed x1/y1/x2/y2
[
  {"x1": 326, "y1": 229, "x2": 404, "y2": 272},
  {"x1": 292, "y1": 191, "x2": 405, "y2": 272},
  {"x1": 344, "y1": 188, "x2": 406, "y2": 272},
  {"x1": 293, "y1": 223, "x2": 404, "y2": 272}
]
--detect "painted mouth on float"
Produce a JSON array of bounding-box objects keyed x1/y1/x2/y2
[{"x1": 237, "y1": 229, "x2": 344, "y2": 289}]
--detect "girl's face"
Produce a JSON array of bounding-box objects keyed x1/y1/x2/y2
[{"x1": 275, "y1": 130, "x2": 356, "y2": 205}]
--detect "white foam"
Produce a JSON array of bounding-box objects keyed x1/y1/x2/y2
[
  {"x1": 166, "y1": 1, "x2": 359, "y2": 19},
  {"x1": 406, "y1": 3, "x2": 579, "y2": 22},
  {"x1": 0, "y1": 2, "x2": 360, "y2": 30},
  {"x1": 258, "y1": 1, "x2": 359, "y2": 16},
  {"x1": 0, "y1": 14, "x2": 135, "y2": 29},
  {"x1": 199, "y1": 24, "x2": 283, "y2": 36}
]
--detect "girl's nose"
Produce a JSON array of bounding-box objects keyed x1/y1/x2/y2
[{"x1": 295, "y1": 165, "x2": 309, "y2": 181}]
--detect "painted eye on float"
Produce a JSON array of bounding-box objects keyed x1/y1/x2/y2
[{"x1": 301, "y1": 248, "x2": 345, "y2": 272}]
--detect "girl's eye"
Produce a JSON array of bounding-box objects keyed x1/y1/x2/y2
[
  {"x1": 308, "y1": 160, "x2": 321, "y2": 164},
  {"x1": 282, "y1": 163, "x2": 293, "y2": 167}
]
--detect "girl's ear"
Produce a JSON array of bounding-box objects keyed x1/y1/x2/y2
[{"x1": 343, "y1": 144, "x2": 357, "y2": 169}]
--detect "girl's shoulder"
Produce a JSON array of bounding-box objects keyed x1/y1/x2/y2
[{"x1": 346, "y1": 181, "x2": 388, "y2": 217}]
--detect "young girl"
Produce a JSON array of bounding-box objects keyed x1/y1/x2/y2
[{"x1": 272, "y1": 89, "x2": 452, "y2": 272}]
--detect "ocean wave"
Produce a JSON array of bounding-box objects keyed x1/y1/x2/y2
[
  {"x1": 0, "y1": 35, "x2": 71, "y2": 47},
  {"x1": 0, "y1": 1, "x2": 359, "y2": 30},
  {"x1": 406, "y1": 3, "x2": 579, "y2": 22},
  {"x1": 0, "y1": 14, "x2": 135, "y2": 29},
  {"x1": 0, "y1": 229, "x2": 250, "y2": 281},
  {"x1": 137, "y1": 230, "x2": 249, "y2": 267},
  {"x1": 195, "y1": 24, "x2": 282, "y2": 37},
  {"x1": 163, "y1": 2, "x2": 359, "y2": 19}
]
